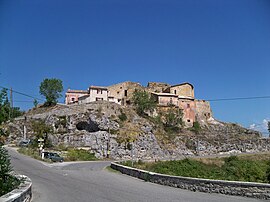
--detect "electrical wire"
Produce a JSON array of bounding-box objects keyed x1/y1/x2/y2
[
  {"x1": 0, "y1": 85, "x2": 44, "y2": 101},
  {"x1": 206, "y1": 96, "x2": 270, "y2": 102}
]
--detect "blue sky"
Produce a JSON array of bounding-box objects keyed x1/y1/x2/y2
[{"x1": 0, "y1": 0, "x2": 270, "y2": 134}]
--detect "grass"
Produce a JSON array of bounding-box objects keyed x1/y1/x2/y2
[
  {"x1": 18, "y1": 147, "x2": 98, "y2": 162},
  {"x1": 17, "y1": 147, "x2": 43, "y2": 161},
  {"x1": 122, "y1": 155, "x2": 270, "y2": 183},
  {"x1": 65, "y1": 149, "x2": 97, "y2": 161}
]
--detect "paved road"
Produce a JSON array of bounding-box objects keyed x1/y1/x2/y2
[{"x1": 8, "y1": 148, "x2": 265, "y2": 202}]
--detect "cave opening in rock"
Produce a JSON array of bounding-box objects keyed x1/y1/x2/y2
[{"x1": 76, "y1": 120, "x2": 100, "y2": 132}]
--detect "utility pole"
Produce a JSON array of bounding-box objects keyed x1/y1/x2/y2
[{"x1": 10, "y1": 87, "x2": 13, "y2": 119}]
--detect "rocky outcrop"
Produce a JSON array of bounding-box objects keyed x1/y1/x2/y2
[{"x1": 4, "y1": 102, "x2": 269, "y2": 160}]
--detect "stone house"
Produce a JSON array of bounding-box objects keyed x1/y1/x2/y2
[
  {"x1": 163, "y1": 83, "x2": 194, "y2": 99},
  {"x1": 151, "y1": 92, "x2": 179, "y2": 106},
  {"x1": 152, "y1": 83, "x2": 196, "y2": 127},
  {"x1": 107, "y1": 81, "x2": 144, "y2": 106}
]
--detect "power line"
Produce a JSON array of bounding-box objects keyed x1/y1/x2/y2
[
  {"x1": 0, "y1": 85, "x2": 44, "y2": 101},
  {"x1": 13, "y1": 100, "x2": 36, "y2": 103},
  {"x1": 206, "y1": 95, "x2": 270, "y2": 102}
]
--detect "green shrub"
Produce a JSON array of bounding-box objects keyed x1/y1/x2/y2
[
  {"x1": 126, "y1": 156, "x2": 270, "y2": 183},
  {"x1": 190, "y1": 121, "x2": 201, "y2": 134},
  {"x1": 0, "y1": 146, "x2": 20, "y2": 196},
  {"x1": 66, "y1": 149, "x2": 97, "y2": 161},
  {"x1": 118, "y1": 112, "x2": 127, "y2": 122}
]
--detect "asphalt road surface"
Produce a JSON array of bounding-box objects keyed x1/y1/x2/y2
[{"x1": 8, "y1": 148, "x2": 266, "y2": 202}]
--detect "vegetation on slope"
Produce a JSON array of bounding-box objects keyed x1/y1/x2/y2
[{"x1": 123, "y1": 154, "x2": 270, "y2": 183}]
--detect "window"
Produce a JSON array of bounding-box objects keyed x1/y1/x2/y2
[
  {"x1": 187, "y1": 119, "x2": 191, "y2": 122},
  {"x1": 124, "y1": 90, "x2": 128, "y2": 96},
  {"x1": 174, "y1": 90, "x2": 177, "y2": 94},
  {"x1": 117, "y1": 91, "x2": 120, "y2": 94},
  {"x1": 96, "y1": 98, "x2": 103, "y2": 101},
  {"x1": 97, "y1": 89, "x2": 101, "y2": 94},
  {"x1": 71, "y1": 98, "x2": 75, "y2": 102}
]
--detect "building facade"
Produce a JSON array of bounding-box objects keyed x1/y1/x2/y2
[
  {"x1": 65, "y1": 89, "x2": 89, "y2": 105},
  {"x1": 65, "y1": 81, "x2": 212, "y2": 127}
]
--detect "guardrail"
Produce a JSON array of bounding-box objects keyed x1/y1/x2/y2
[
  {"x1": 111, "y1": 162, "x2": 270, "y2": 200},
  {"x1": 0, "y1": 174, "x2": 32, "y2": 202}
]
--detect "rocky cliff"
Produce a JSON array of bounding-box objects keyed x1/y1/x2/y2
[{"x1": 4, "y1": 101, "x2": 268, "y2": 160}]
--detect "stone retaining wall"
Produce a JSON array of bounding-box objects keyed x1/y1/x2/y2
[
  {"x1": 0, "y1": 174, "x2": 32, "y2": 202},
  {"x1": 111, "y1": 162, "x2": 270, "y2": 200}
]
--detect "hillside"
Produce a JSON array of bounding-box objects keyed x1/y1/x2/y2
[{"x1": 4, "y1": 101, "x2": 268, "y2": 160}]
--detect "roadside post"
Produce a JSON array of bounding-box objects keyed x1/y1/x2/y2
[{"x1": 38, "y1": 138, "x2": 44, "y2": 156}]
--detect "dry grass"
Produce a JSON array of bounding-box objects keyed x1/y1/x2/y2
[
  {"x1": 238, "y1": 152, "x2": 270, "y2": 161},
  {"x1": 196, "y1": 157, "x2": 224, "y2": 167}
]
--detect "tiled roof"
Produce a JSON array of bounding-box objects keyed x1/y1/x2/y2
[
  {"x1": 67, "y1": 89, "x2": 88, "y2": 94},
  {"x1": 89, "y1": 86, "x2": 108, "y2": 90}
]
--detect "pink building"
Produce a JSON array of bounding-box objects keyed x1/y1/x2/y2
[
  {"x1": 65, "y1": 89, "x2": 89, "y2": 105},
  {"x1": 151, "y1": 82, "x2": 196, "y2": 127}
]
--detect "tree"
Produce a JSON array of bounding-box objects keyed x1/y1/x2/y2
[
  {"x1": 132, "y1": 89, "x2": 156, "y2": 116},
  {"x1": 0, "y1": 145, "x2": 20, "y2": 196},
  {"x1": 31, "y1": 120, "x2": 53, "y2": 148},
  {"x1": 39, "y1": 78, "x2": 63, "y2": 106},
  {"x1": 163, "y1": 107, "x2": 184, "y2": 132},
  {"x1": 33, "y1": 99, "x2": 38, "y2": 108},
  {"x1": 0, "y1": 89, "x2": 9, "y2": 124},
  {"x1": 0, "y1": 88, "x2": 22, "y2": 124}
]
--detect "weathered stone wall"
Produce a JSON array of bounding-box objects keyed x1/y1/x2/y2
[
  {"x1": 146, "y1": 82, "x2": 170, "y2": 93},
  {"x1": 107, "y1": 81, "x2": 144, "y2": 105},
  {"x1": 195, "y1": 100, "x2": 213, "y2": 124},
  {"x1": 165, "y1": 83, "x2": 194, "y2": 98},
  {"x1": 111, "y1": 162, "x2": 270, "y2": 200}
]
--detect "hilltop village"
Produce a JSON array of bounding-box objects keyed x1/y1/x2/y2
[
  {"x1": 65, "y1": 81, "x2": 212, "y2": 127},
  {"x1": 5, "y1": 81, "x2": 267, "y2": 161}
]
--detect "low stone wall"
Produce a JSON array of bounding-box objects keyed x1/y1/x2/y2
[
  {"x1": 111, "y1": 162, "x2": 270, "y2": 200},
  {"x1": 0, "y1": 174, "x2": 32, "y2": 202}
]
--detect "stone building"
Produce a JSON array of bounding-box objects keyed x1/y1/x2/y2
[
  {"x1": 151, "y1": 92, "x2": 179, "y2": 106},
  {"x1": 146, "y1": 82, "x2": 170, "y2": 93},
  {"x1": 179, "y1": 98, "x2": 196, "y2": 126},
  {"x1": 163, "y1": 83, "x2": 194, "y2": 99},
  {"x1": 151, "y1": 82, "x2": 196, "y2": 127},
  {"x1": 195, "y1": 100, "x2": 213, "y2": 124},
  {"x1": 65, "y1": 81, "x2": 212, "y2": 127},
  {"x1": 107, "y1": 81, "x2": 144, "y2": 106}
]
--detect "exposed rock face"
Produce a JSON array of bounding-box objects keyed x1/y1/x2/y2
[{"x1": 4, "y1": 102, "x2": 269, "y2": 160}]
